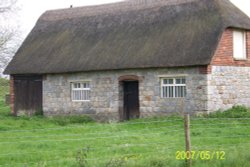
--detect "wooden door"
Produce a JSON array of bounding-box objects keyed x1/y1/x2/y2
[
  {"x1": 123, "y1": 81, "x2": 139, "y2": 120},
  {"x1": 14, "y1": 75, "x2": 43, "y2": 115}
]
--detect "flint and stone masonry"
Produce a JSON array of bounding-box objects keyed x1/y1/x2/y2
[
  {"x1": 207, "y1": 66, "x2": 250, "y2": 112},
  {"x1": 43, "y1": 65, "x2": 250, "y2": 120},
  {"x1": 43, "y1": 67, "x2": 207, "y2": 121}
]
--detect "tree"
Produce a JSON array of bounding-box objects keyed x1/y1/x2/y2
[
  {"x1": 0, "y1": 0, "x2": 16, "y2": 13},
  {"x1": 0, "y1": 0, "x2": 20, "y2": 77}
]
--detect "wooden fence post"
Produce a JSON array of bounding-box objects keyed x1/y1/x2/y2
[{"x1": 184, "y1": 113, "x2": 191, "y2": 167}]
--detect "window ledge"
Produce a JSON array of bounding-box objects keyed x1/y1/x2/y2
[
  {"x1": 72, "y1": 100, "x2": 91, "y2": 102},
  {"x1": 160, "y1": 97, "x2": 186, "y2": 99},
  {"x1": 233, "y1": 58, "x2": 247, "y2": 61}
]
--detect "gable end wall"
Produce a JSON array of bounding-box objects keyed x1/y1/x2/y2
[
  {"x1": 211, "y1": 28, "x2": 250, "y2": 66},
  {"x1": 207, "y1": 28, "x2": 250, "y2": 111}
]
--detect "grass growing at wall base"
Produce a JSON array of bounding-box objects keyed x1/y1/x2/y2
[{"x1": 207, "y1": 105, "x2": 250, "y2": 118}]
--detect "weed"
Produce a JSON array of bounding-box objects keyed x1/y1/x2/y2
[
  {"x1": 76, "y1": 147, "x2": 90, "y2": 167},
  {"x1": 105, "y1": 158, "x2": 126, "y2": 167},
  {"x1": 34, "y1": 109, "x2": 44, "y2": 116}
]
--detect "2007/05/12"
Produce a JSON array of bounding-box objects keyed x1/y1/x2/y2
[{"x1": 176, "y1": 151, "x2": 225, "y2": 160}]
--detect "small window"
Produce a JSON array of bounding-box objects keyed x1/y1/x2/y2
[
  {"x1": 161, "y1": 78, "x2": 186, "y2": 98},
  {"x1": 71, "y1": 81, "x2": 90, "y2": 101},
  {"x1": 233, "y1": 30, "x2": 246, "y2": 60}
]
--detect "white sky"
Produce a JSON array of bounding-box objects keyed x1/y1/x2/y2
[{"x1": 12, "y1": 0, "x2": 250, "y2": 38}]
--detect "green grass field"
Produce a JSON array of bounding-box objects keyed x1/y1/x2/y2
[{"x1": 0, "y1": 78, "x2": 250, "y2": 167}]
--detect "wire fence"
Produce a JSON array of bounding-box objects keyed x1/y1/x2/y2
[{"x1": 0, "y1": 117, "x2": 249, "y2": 167}]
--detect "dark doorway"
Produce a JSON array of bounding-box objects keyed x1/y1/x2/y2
[
  {"x1": 14, "y1": 75, "x2": 43, "y2": 116},
  {"x1": 123, "y1": 81, "x2": 139, "y2": 120}
]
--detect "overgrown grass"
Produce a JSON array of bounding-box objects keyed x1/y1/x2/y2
[{"x1": 0, "y1": 79, "x2": 249, "y2": 166}]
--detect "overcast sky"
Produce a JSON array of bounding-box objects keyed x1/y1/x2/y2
[{"x1": 12, "y1": 0, "x2": 250, "y2": 38}]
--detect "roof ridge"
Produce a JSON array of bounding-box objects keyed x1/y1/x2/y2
[
  {"x1": 213, "y1": 0, "x2": 250, "y2": 30},
  {"x1": 40, "y1": 0, "x2": 199, "y2": 21}
]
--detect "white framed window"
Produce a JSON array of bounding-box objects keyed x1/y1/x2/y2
[
  {"x1": 71, "y1": 82, "x2": 90, "y2": 101},
  {"x1": 161, "y1": 78, "x2": 186, "y2": 98},
  {"x1": 233, "y1": 30, "x2": 246, "y2": 60}
]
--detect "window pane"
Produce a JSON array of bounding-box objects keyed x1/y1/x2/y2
[
  {"x1": 176, "y1": 78, "x2": 186, "y2": 84},
  {"x1": 85, "y1": 82, "x2": 90, "y2": 88},
  {"x1": 180, "y1": 86, "x2": 183, "y2": 97},
  {"x1": 161, "y1": 78, "x2": 186, "y2": 98},
  {"x1": 182, "y1": 79, "x2": 186, "y2": 84},
  {"x1": 72, "y1": 82, "x2": 91, "y2": 101},
  {"x1": 176, "y1": 79, "x2": 181, "y2": 84},
  {"x1": 162, "y1": 86, "x2": 166, "y2": 97},
  {"x1": 168, "y1": 86, "x2": 174, "y2": 97},
  {"x1": 164, "y1": 79, "x2": 173, "y2": 84},
  {"x1": 233, "y1": 31, "x2": 246, "y2": 59},
  {"x1": 80, "y1": 90, "x2": 83, "y2": 100},
  {"x1": 175, "y1": 86, "x2": 178, "y2": 97}
]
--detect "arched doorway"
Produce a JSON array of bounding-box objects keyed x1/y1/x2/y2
[{"x1": 119, "y1": 75, "x2": 141, "y2": 121}]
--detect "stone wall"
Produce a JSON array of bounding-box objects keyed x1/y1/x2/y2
[
  {"x1": 43, "y1": 67, "x2": 208, "y2": 121},
  {"x1": 207, "y1": 66, "x2": 250, "y2": 111}
]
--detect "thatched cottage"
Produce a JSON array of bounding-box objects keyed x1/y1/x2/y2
[{"x1": 4, "y1": 0, "x2": 250, "y2": 121}]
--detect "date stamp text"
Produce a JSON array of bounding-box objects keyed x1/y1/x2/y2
[{"x1": 176, "y1": 151, "x2": 225, "y2": 160}]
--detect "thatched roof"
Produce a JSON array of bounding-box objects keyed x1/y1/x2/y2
[{"x1": 4, "y1": 0, "x2": 250, "y2": 74}]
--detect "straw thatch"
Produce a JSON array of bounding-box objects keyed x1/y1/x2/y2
[{"x1": 4, "y1": 0, "x2": 250, "y2": 74}]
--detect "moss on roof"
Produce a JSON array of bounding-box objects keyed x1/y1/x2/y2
[{"x1": 4, "y1": 0, "x2": 250, "y2": 74}]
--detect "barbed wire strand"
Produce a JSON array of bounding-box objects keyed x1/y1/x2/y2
[
  {"x1": 190, "y1": 126, "x2": 250, "y2": 131},
  {"x1": 192, "y1": 134, "x2": 250, "y2": 139},
  {"x1": 0, "y1": 120, "x2": 248, "y2": 135},
  {"x1": 191, "y1": 118, "x2": 250, "y2": 120},
  {"x1": 0, "y1": 125, "x2": 184, "y2": 140},
  {"x1": 0, "y1": 119, "x2": 184, "y2": 133},
  {"x1": 0, "y1": 130, "x2": 184, "y2": 145},
  {"x1": 190, "y1": 122, "x2": 250, "y2": 126},
  {"x1": 0, "y1": 140, "x2": 180, "y2": 157},
  {"x1": 0, "y1": 148, "x2": 177, "y2": 167},
  {"x1": 192, "y1": 142, "x2": 250, "y2": 149},
  {"x1": 1, "y1": 124, "x2": 249, "y2": 141}
]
